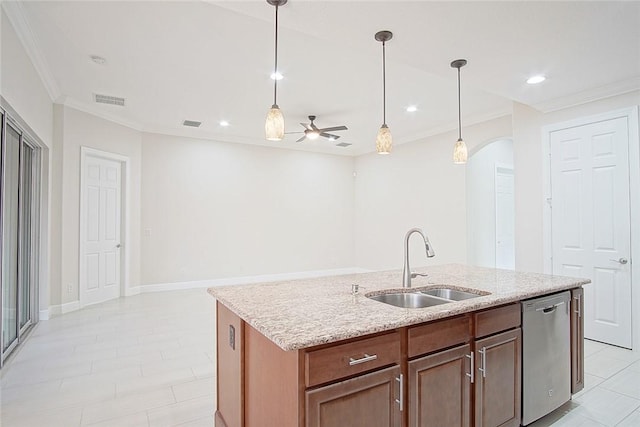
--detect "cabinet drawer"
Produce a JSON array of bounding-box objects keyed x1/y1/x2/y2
[
  {"x1": 474, "y1": 303, "x2": 521, "y2": 338},
  {"x1": 305, "y1": 332, "x2": 401, "y2": 387},
  {"x1": 408, "y1": 315, "x2": 471, "y2": 358}
]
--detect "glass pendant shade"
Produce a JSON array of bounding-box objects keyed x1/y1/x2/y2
[
  {"x1": 265, "y1": 105, "x2": 285, "y2": 141},
  {"x1": 453, "y1": 138, "x2": 468, "y2": 164},
  {"x1": 376, "y1": 124, "x2": 393, "y2": 154}
]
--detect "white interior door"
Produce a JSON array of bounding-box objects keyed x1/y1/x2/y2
[
  {"x1": 550, "y1": 116, "x2": 632, "y2": 348},
  {"x1": 495, "y1": 167, "x2": 515, "y2": 270},
  {"x1": 82, "y1": 155, "x2": 122, "y2": 306}
]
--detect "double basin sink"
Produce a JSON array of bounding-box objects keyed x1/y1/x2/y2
[{"x1": 368, "y1": 287, "x2": 484, "y2": 308}]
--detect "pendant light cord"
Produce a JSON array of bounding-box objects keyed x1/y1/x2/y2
[
  {"x1": 382, "y1": 41, "x2": 387, "y2": 125},
  {"x1": 457, "y1": 67, "x2": 462, "y2": 140},
  {"x1": 273, "y1": 4, "x2": 279, "y2": 106}
]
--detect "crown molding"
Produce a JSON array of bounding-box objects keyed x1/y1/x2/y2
[
  {"x1": 532, "y1": 76, "x2": 640, "y2": 113},
  {"x1": 392, "y1": 107, "x2": 513, "y2": 149},
  {"x1": 2, "y1": 1, "x2": 61, "y2": 102},
  {"x1": 59, "y1": 96, "x2": 144, "y2": 132}
]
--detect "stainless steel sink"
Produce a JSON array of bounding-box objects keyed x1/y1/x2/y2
[
  {"x1": 367, "y1": 292, "x2": 449, "y2": 309},
  {"x1": 420, "y1": 288, "x2": 482, "y2": 301}
]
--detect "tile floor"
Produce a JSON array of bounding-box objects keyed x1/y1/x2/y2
[
  {"x1": 0, "y1": 289, "x2": 216, "y2": 427},
  {"x1": 2, "y1": 289, "x2": 640, "y2": 426}
]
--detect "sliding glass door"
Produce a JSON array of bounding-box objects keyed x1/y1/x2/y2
[{"x1": 1, "y1": 110, "x2": 40, "y2": 365}]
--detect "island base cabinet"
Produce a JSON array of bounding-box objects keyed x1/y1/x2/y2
[
  {"x1": 408, "y1": 344, "x2": 472, "y2": 427},
  {"x1": 474, "y1": 328, "x2": 522, "y2": 427},
  {"x1": 305, "y1": 365, "x2": 402, "y2": 427}
]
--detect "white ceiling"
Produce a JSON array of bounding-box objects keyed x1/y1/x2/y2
[{"x1": 8, "y1": 1, "x2": 640, "y2": 156}]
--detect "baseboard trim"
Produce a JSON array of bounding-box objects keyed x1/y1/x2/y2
[
  {"x1": 39, "y1": 308, "x2": 50, "y2": 320},
  {"x1": 45, "y1": 300, "x2": 80, "y2": 318},
  {"x1": 124, "y1": 286, "x2": 141, "y2": 296},
  {"x1": 139, "y1": 267, "x2": 370, "y2": 293}
]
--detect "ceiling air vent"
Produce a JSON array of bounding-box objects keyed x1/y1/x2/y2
[
  {"x1": 182, "y1": 120, "x2": 202, "y2": 128},
  {"x1": 94, "y1": 93, "x2": 125, "y2": 106},
  {"x1": 336, "y1": 142, "x2": 352, "y2": 147}
]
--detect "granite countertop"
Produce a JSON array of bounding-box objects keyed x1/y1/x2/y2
[{"x1": 207, "y1": 263, "x2": 590, "y2": 351}]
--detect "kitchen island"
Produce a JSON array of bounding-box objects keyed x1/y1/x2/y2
[{"x1": 208, "y1": 264, "x2": 589, "y2": 427}]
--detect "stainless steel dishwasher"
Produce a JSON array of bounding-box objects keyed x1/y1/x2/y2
[{"x1": 522, "y1": 291, "x2": 571, "y2": 425}]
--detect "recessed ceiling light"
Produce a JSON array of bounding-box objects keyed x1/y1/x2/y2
[
  {"x1": 526, "y1": 75, "x2": 546, "y2": 84},
  {"x1": 90, "y1": 55, "x2": 106, "y2": 65},
  {"x1": 219, "y1": 120, "x2": 230, "y2": 127},
  {"x1": 270, "y1": 71, "x2": 283, "y2": 80},
  {"x1": 406, "y1": 105, "x2": 418, "y2": 113}
]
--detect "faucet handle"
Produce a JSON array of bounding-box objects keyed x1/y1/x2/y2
[{"x1": 410, "y1": 272, "x2": 429, "y2": 279}]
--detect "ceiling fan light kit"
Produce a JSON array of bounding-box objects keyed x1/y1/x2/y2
[
  {"x1": 265, "y1": 0, "x2": 287, "y2": 141},
  {"x1": 451, "y1": 58, "x2": 468, "y2": 164},
  {"x1": 291, "y1": 115, "x2": 348, "y2": 143},
  {"x1": 375, "y1": 30, "x2": 393, "y2": 155}
]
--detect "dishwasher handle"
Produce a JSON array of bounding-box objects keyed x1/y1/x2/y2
[{"x1": 535, "y1": 301, "x2": 565, "y2": 313}]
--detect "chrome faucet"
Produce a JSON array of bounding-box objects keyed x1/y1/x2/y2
[{"x1": 402, "y1": 228, "x2": 435, "y2": 288}]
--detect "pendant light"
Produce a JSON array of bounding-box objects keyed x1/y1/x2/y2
[
  {"x1": 265, "y1": 0, "x2": 287, "y2": 141},
  {"x1": 375, "y1": 30, "x2": 393, "y2": 154},
  {"x1": 451, "y1": 59, "x2": 468, "y2": 164}
]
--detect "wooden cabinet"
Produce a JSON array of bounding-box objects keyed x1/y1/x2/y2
[
  {"x1": 306, "y1": 365, "x2": 402, "y2": 427},
  {"x1": 215, "y1": 303, "x2": 244, "y2": 427},
  {"x1": 571, "y1": 287, "x2": 585, "y2": 394},
  {"x1": 474, "y1": 328, "x2": 522, "y2": 427},
  {"x1": 473, "y1": 303, "x2": 522, "y2": 427},
  {"x1": 215, "y1": 292, "x2": 580, "y2": 427},
  {"x1": 408, "y1": 344, "x2": 472, "y2": 427},
  {"x1": 306, "y1": 331, "x2": 401, "y2": 387}
]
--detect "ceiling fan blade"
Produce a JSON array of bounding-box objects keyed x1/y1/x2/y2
[
  {"x1": 296, "y1": 135, "x2": 307, "y2": 143},
  {"x1": 318, "y1": 125, "x2": 348, "y2": 132},
  {"x1": 300, "y1": 123, "x2": 312, "y2": 131},
  {"x1": 320, "y1": 133, "x2": 341, "y2": 140}
]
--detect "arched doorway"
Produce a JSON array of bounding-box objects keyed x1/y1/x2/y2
[{"x1": 466, "y1": 138, "x2": 514, "y2": 269}]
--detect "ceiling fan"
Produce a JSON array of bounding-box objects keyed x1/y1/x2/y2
[{"x1": 288, "y1": 115, "x2": 348, "y2": 143}]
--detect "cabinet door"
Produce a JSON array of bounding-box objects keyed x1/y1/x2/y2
[
  {"x1": 571, "y1": 288, "x2": 585, "y2": 394},
  {"x1": 475, "y1": 328, "x2": 521, "y2": 427},
  {"x1": 408, "y1": 344, "x2": 472, "y2": 427},
  {"x1": 306, "y1": 365, "x2": 402, "y2": 427}
]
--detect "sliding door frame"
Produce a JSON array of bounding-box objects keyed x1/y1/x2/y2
[{"x1": 0, "y1": 105, "x2": 42, "y2": 367}]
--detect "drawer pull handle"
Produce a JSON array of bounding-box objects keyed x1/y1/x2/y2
[
  {"x1": 349, "y1": 353, "x2": 378, "y2": 366},
  {"x1": 478, "y1": 347, "x2": 487, "y2": 378},
  {"x1": 466, "y1": 351, "x2": 474, "y2": 383},
  {"x1": 395, "y1": 374, "x2": 404, "y2": 411}
]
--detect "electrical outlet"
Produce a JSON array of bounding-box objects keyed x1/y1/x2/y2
[
  {"x1": 229, "y1": 325, "x2": 235, "y2": 350},
  {"x1": 67, "y1": 284, "x2": 73, "y2": 293}
]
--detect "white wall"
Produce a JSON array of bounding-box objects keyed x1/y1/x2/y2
[
  {"x1": 140, "y1": 133, "x2": 355, "y2": 286},
  {"x1": 513, "y1": 90, "x2": 640, "y2": 273},
  {"x1": 466, "y1": 139, "x2": 514, "y2": 267},
  {"x1": 57, "y1": 106, "x2": 142, "y2": 305},
  {"x1": 354, "y1": 115, "x2": 512, "y2": 272}
]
